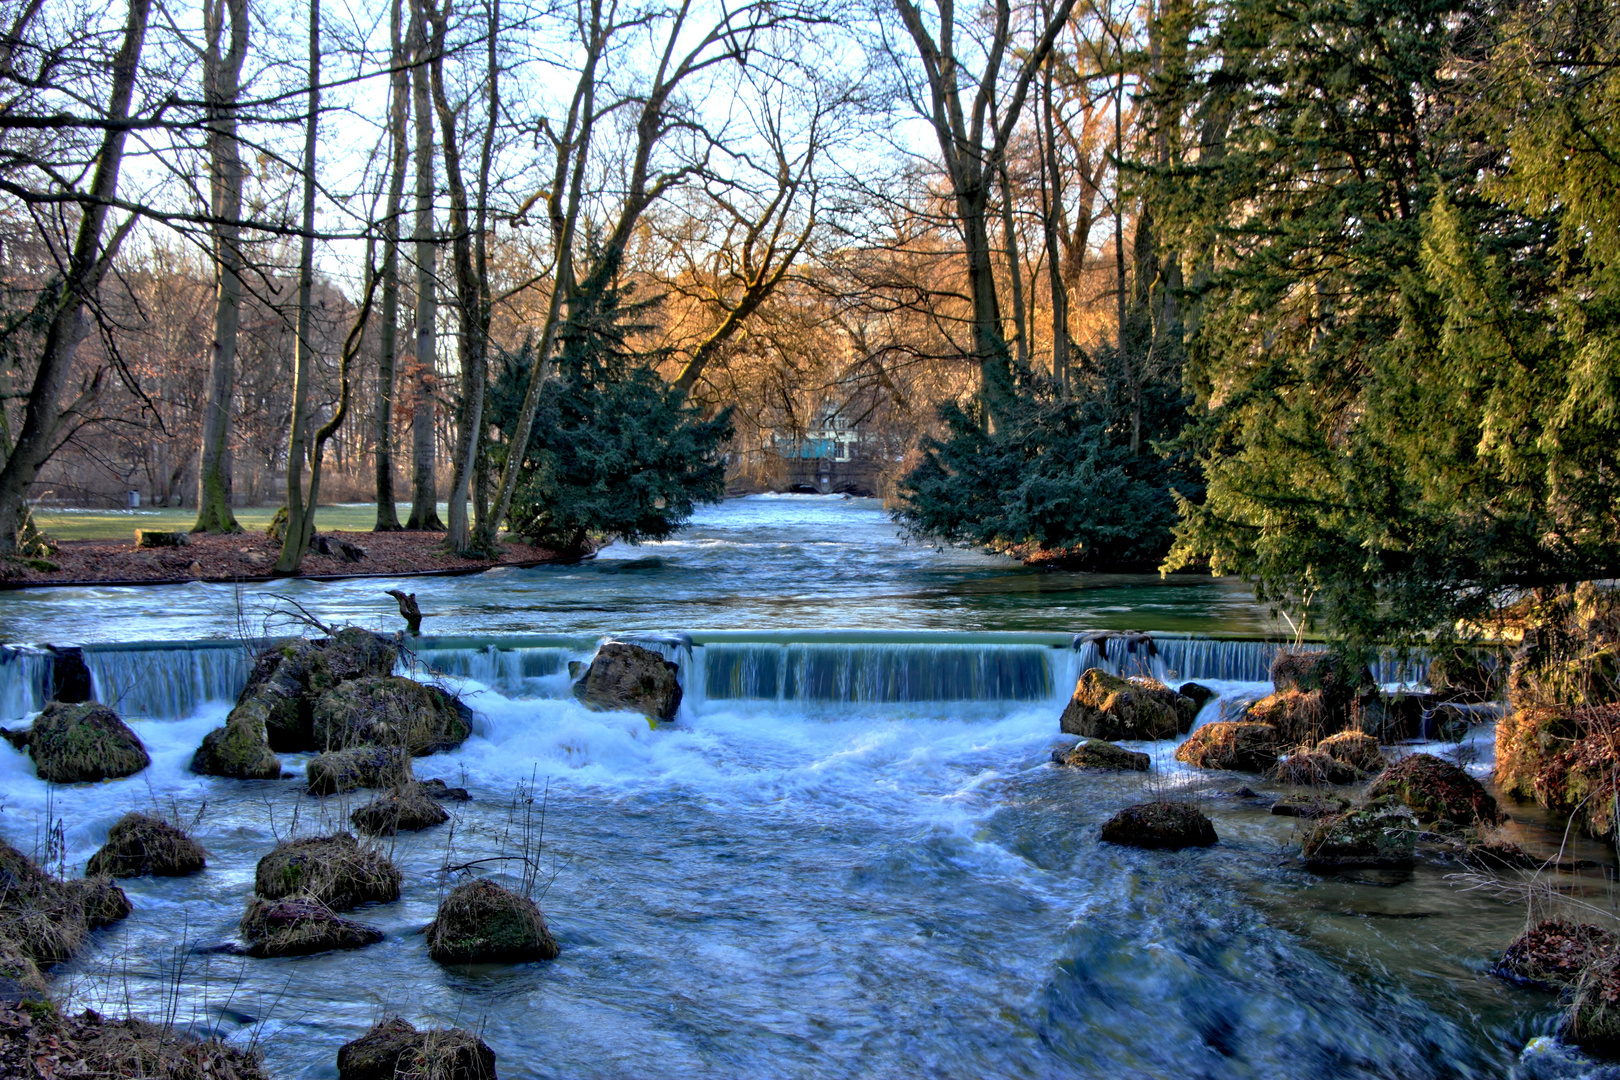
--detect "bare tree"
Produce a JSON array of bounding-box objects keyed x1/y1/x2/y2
[
  {"x1": 405, "y1": 0, "x2": 443, "y2": 531},
  {"x1": 374, "y1": 0, "x2": 409, "y2": 531}
]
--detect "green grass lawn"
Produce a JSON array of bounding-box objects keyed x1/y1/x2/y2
[{"x1": 31, "y1": 503, "x2": 446, "y2": 541}]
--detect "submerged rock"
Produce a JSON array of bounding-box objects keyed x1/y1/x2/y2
[
  {"x1": 254, "y1": 833, "x2": 401, "y2": 911},
  {"x1": 336, "y1": 1017, "x2": 497, "y2": 1080},
  {"x1": 25, "y1": 702, "x2": 149, "y2": 783},
  {"x1": 350, "y1": 786, "x2": 450, "y2": 836},
  {"x1": 1174, "y1": 722, "x2": 1279, "y2": 772},
  {"x1": 1315, "y1": 731, "x2": 1386, "y2": 775},
  {"x1": 1496, "y1": 920, "x2": 1615, "y2": 991},
  {"x1": 86, "y1": 813, "x2": 207, "y2": 878},
  {"x1": 1098, "y1": 802, "x2": 1217, "y2": 850},
  {"x1": 1366, "y1": 753, "x2": 1500, "y2": 826},
  {"x1": 573, "y1": 642, "x2": 682, "y2": 721},
  {"x1": 1300, "y1": 802, "x2": 1419, "y2": 868},
  {"x1": 306, "y1": 746, "x2": 413, "y2": 796},
  {"x1": 1052, "y1": 739, "x2": 1151, "y2": 771},
  {"x1": 425, "y1": 879, "x2": 559, "y2": 965},
  {"x1": 311, "y1": 677, "x2": 471, "y2": 755},
  {"x1": 190, "y1": 712, "x2": 283, "y2": 780},
  {"x1": 1059, "y1": 670, "x2": 1195, "y2": 741},
  {"x1": 239, "y1": 898, "x2": 384, "y2": 958}
]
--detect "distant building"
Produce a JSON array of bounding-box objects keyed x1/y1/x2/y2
[{"x1": 771, "y1": 404, "x2": 882, "y2": 494}]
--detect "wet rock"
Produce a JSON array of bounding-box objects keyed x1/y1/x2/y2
[
  {"x1": 1564, "y1": 952, "x2": 1620, "y2": 1054},
  {"x1": 1098, "y1": 802, "x2": 1217, "y2": 850},
  {"x1": 1464, "y1": 837, "x2": 1542, "y2": 869},
  {"x1": 1426, "y1": 703, "x2": 1476, "y2": 742},
  {"x1": 1267, "y1": 750, "x2": 1362, "y2": 786},
  {"x1": 45, "y1": 646, "x2": 92, "y2": 704},
  {"x1": 1270, "y1": 649, "x2": 1371, "y2": 701},
  {"x1": 86, "y1": 813, "x2": 207, "y2": 878},
  {"x1": 336, "y1": 1017, "x2": 497, "y2": 1080},
  {"x1": 0, "y1": 937, "x2": 47, "y2": 1006},
  {"x1": 572, "y1": 642, "x2": 682, "y2": 721},
  {"x1": 1173, "y1": 721, "x2": 1280, "y2": 772},
  {"x1": 350, "y1": 787, "x2": 450, "y2": 836},
  {"x1": 63, "y1": 877, "x2": 131, "y2": 928},
  {"x1": 1427, "y1": 648, "x2": 1500, "y2": 703},
  {"x1": 311, "y1": 677, "x2": 471, "y2": 755},
  {"x1": 1270, "y1": 795, "x2": 1351, "y2": 819},
  {"x1": 425, "y1": 879, "x2": 558, "y2": 965},
  {"x1": 231, "y1": 630, "x2": 400, "y2": 752},
  {"x1": 1052, "y1": 739, "x2": 1151, "y2": 771},
  {"x1": 1300, "y1": 801, "x2": 1419, "y2": 868},
  {"x1": 1246, "y1": 689, "x2": 1352, "y2": 745},
  {"x1": 253, "y1": 833, "x2": 401, "y2": 911},
  {"x1": 420, "y1": 778, "x2": 471, "y2": 801},
  {"x1": 239, "y1": 898, "x2": 384, "y2": 959},
  {"x1": 24, "y1": 702, "x2": 149, "y2": 783},
  {"x1": 1497, "y1": 920, "x2": 1616, "y2": 992},
  {"x1": 1315, "y1": 731, "x2": 1386, "y2": 775},
  {"x1": 1366, "y1": 753, "x2": 1500, "y2": 826},
  {"x1": 1356, "y1": 692, "x2": 1440, "y2": 743},
  {"x1": 1177, "y1": 682, "x2": 1216, "y2": 711},
  {"x1": 191, "y1": 712, "x2": 283, "y2": 780},
  {"x1": 1059, "y1": 670, "x2": 1196, "y2": 740},
  {"x1": 306, "y1": 746, "x2": 413, "y2": 796}
]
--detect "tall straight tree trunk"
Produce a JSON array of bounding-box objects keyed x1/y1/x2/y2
[
  {"x1": 471, "y1": 0, "x2": 498, "y2": 544},
  {"x1": 273, "y1": 0, "x2": 320, "y2": 573},
  {"x1": 997, "y1": 159, "x2": 1028, "y2": 370},
  {"x1": 373, "y1": 0, "x2": 407, "y2": 531},
  {"x1": 1038, "y1": 8, "x2": 1068, "y2": 394},
  {"x1": 404, "y1": 0, "x2": 442, "y2": 531},
  {"x1": 193, "y1": 0, "x2": 248, "y2": 533},
  {"x1": 0, "y1": 0, "x2": 151, "y2": 553}
]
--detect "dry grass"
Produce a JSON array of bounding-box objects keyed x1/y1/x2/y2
[
  {"x1": 238, "y1": 897, "x2": 384, "y2": 959},
  {"x1": 306, "y1": 746, "x2": 413, "y2": 797},
  {"x1": 0, "y1": 1004, "x2": 269, "y2": 1079},
  {"x1": 253, "y1": 833, "x2": 401, "y2": 911},
  {"x1": 86, "y1": 813, "x2": 207, "y2": 878},
  {"x1": 351, "y1": 787, "x2": 450, "y2": 837},
  {"x1": 336, "y1": 1017, "x2": 496, "y2": 1080}
]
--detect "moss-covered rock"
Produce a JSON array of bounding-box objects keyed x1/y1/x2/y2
[
  {"x1": 231, "y1": 631, "x2": 400, "y2": 752},
  {"x1": 24, "y1": 702, "x2": 149, "y2": 783},
  {"x1": 1267, "y1": 750, "x2": 1362, "y2": 786},
  {"x1": 253, "y1": 834, "x2": 401, "y2": 911},
  {"x1": 1564, "y1": 952, "x2": 1620, "y2": 1054},
  {"x1": 63, "y1": 877, "x2": 131, "y2": 929},
  {"x1": 1098, "y1": 802, "x2": 1217, "y2": 849},
  {"x1": 1244, "y1": 689, "x2": 1354, "y2": 745},
  {"x1": 311, "y1": 677, "x2": 471, "y2": 756},
  {"x1": 239, "y1": 898, "x2": 384, "y2": 958},
  {"x1": 350, "y1": 787, "x2": 450, "y2": 836},
  {"x1": 1059, "y1": 670, "x2": 1195, "y2": 740},
  {"x1": 190, "y1": 712, "x2": 283, "y2": 780},
  {"x1": 306, "y1": 746, "x2": 413, "y2": 796},
  {"x1": 1052, "y1": 739, "x2": 1151, "y2": 771},
  {"x1": 0, "y1": 841, "x2": 87, "y2": 966},
  {"x1": 336, "y1": 1017, "x2": 498, "y2": 1080},
  {"x1": 1494, "y1": 920, "x2": 1615, "y2": 991},
  {"x1": 1300, "y1": 802, "x2": 1419, "y2": 868},
  {"x1": 425, "y1": 879, "x2": 558, "y2": 965},
  {"x1": 1270, "y1": 649, "x2": 1372, "y2": 697},
  {"x1": 1173, "y1": 722, "x2": 1279, "y2": 772},
  {"x1": 1315, "y1": 731, "x2": 1386, "y2": 775},
  {"x1": 1366, "y1": 753, "x2": 1500, "y2": 826},
  {"x1": 86, "y1": 813, "x2": 206, "y2": 878},
  {"x1": 573, "y1": 642, "x2": 682, "y2": 721}
]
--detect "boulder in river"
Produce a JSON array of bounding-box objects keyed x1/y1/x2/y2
[
  {"x1": 336, "y1": 1017, "x2": 498, "y2": 1080},
  {"x1": 1366, "y1": 753, "x2": 1500, "y2": 826},
  {"x1": 239, "y1": 898, "x2": 384, "y2": 958},
  {"x1": 1173, "y1": 722, "x2": 1279, "y2": 773},
  {"x1": 1270, "y1": 649, "x2": 1371, "y2": 701},
  {"x1": 24, "y1": 702, "x2": 149, "y2": 783},
  {"x1": 1052, "y1": 739, "x2": 1151, "y2": 771},
  {"x1": 306, "y1": 746, "x2": 413, "y2": 796},
  {"x1": 1300, "y1": 802, "x2": 1419, "y2": 868},
  {"x1": 1355, "y1": 691, "x2": 1440, "y2": 743},
  {"x1": 0, "y1": 840, "x2": 134, "y2": 966},
  {"x1": 1098, "y1": 802, "x2": 1217, "y2": 850},
  {"x1": 1315, "y1": 731, "x2": 1386, "y2": 775},
  {"x1": 425, "y1": 879, "x2": 558, "y2": 965},
  {"x1": 573, "y1": 642, "x2": 682, "y2": 721},
  {"x1": 190, "y1": 711, "x2": 283, "y2": 780},
  {"x1": 1564, "y1": 952, "x2": 1620, "y2": 1054},
  {"x1": 86, "y1": 812, "x2": 207, "y2": 878},
  {"x1": 1059, "y1": 670, "x2": 1195, "y2": 740},
  {"x1": 311, "y1": 677, "x2": 471, "y2": 755},
  {"x1": 1267, "y1": 749, "x2": 1362, "y2": 786},
  {"x1": 254, "y1": 833, "x2": 401, "y2": 911},
  {"x1": 1177, "y1": 682, "x2": 1216, "y2": 712},
  {"x1": 350, "y1": 786, "x2": 450, "y2": 836},
  {"x1": 63, "y1": 877, "x2": 132, "y2": 929},
  {"x1": 1245, "y1": 689, "x2": 1352, "y2": 745},
  {"x1": 231, "y1": 630, "x2": 400, "y2": 752},
  {"x1": 1495, "y1": 919, "x2": 1616, "y2": 991}
]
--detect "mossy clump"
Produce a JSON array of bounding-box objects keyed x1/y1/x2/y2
[
  {"x1": 190, "y1": 713, "x2": 283, "y2": 780},
  {"x1": 425, "y1": 879, "x2": 558, "y2": 965},
  {"x1": 1270, "y1": 649, "x2": 1370, "y2": 700},
  {"x1": 1059, "y1": 670, "x2": 1196, "y2": 741},
  {"x1": 1267, "y1": 750, "x2": 1361, "y2": 786},
  {"x1": 62, "y1": 877, "x2": 131, "y2": 929},
  {"x1": 1173, "y1": 722, "x2": 1279, "y2": 773},
  {"x1": 239, "y1": 898, "x2": 384, "y2": 959},
  {"x1": 1565, "y1": 952, "x2": 1620, "y2": 1054},
  {"x1": 350, "y1": 787, "x2": 450, "y2": 836},
  {"x1": 0, "y1": 842, "x2": 87, "y2": 966},
  {"x1": 25, "y1": 702, "x2": 149, "y2": 784},
  {"x1": 306, "y1": 746, "x2": 413, "y2": 797},
  {"x1": 253, "y1": 834, "x2": 401, "y2": 911},
  {"x1": 1052, "y1": 739, "x2": 1150, "y2": 771},
  {"x1": 1245, "y1": 689, "x2": 1352, "y2": 746},
  {"x1": 1300, "y1": 801, "x2": 1419, "y2": 868},
  {"x1": 1098, "y1": 802, "x2": 1217, "y2": 850},
  {"x1": 1315, "y1": 731, "x2": 1386, "y2": 775},
  {"x1": 1366, "y1": 753, "x2": 1500, "y2": 826},
  {"x1": 311, "y1": 677, "x2": 471, "y2": 756},
  {"x1": 336, "y1": 1017, "x2": 497, "y2": 1080},
  {"x1": 1495, "y1": 920, "x2": 1615, "y2": 991},
  {"x1": 86, "y1": 813, "x2": 206, "y2": 878}
]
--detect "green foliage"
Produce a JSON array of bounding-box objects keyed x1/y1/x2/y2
[{"x1": 489, "y1": 283, "x2": 732, "y2": 554}]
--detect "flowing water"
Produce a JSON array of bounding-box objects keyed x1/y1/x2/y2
[{"x1": 0, "y1": 496, "x2": 1608, "y2": 1079}]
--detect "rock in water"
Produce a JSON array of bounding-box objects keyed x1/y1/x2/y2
[
  {"x1": 1315, "y1": 731, "x2": 1386, "y2": 775},
  {"x1": 1495, "y1": 920, "x2": 1616, "y2": 991},
  {"x1": 1058, "y1": 670, "x2": 1196, "y2": 740},
  {"x1": 1365, "y1": 753, "x2": 1500, "y2": 825},
  {"x1": 1052, "y1": 739, "x2": 1151, "y2": 771},
  {"x1": 1270, "y1": 649, "x2": 1370, "y2": 700},
  {"x1": 1098, "y1": 802, "x2": 1217, "y2": 849},
  {"x1": 1174, "y1": 722, "x2": 1279, "y2": 772},
  {"x1": 1268, "y1": 750, "x2": 1363, "y2": 786},
  {"x1": 1244, "y1": 689, "x2": 1353, "y2": 745},
  {"x1": 350, "y1": 786, "x2": 450, "y2": 836},
  {"x1": 239, "y1": 898, "x2": 384, "y2": 958},
  {"x1": 572, "y1": 642, "x2": 682, "y2": 721},
  {"x1": 1426, "y1": 648, "x2": 1499, "y2": 703},
  {"x1": 190, "y1": 712, "x2": 283, "y2": 780},
  {"x1": 25, "y1": 702, "x2": 149, "y2": 783},
  {"x1": 425, "y1": 879, "x2": 559, "y2": 965},
  {"x1": 336, "y1": 1017, "x2": 498, "y2": 1080},
  {"x1": 1177, "y1": 682, "x2": 1216, "y2": 711},
  {"x1": 1565, "y1": 952, "x2": 1620, "y2": 1054},
  {"x1": 254, "y1": 834, "x2": 401, "y2": 911},
  {"x1": 311, "y1": 677, "x2": 471, "y2": 755},
  {"x1": 231, "y1": 629, "x2": 400, "y2": 752},
  {"x1": 1270, "y1": 796, "x2": 1351, "y2": 819},
  {"x1": 63, "y1": 877, "x2": 132, "y2": 928},
  {"x1": 0, "y1": 937, "x2": 47, "y2": 1006},
  {"x1": 86, "y1": 813, "x2": 207, "y2": 878},
  {"x1": 306, "y1": 746, "x2": 413, "y2": 796},
  {"x1": 1300, "y1": 802, "x2": 1419, "y2": 868}
]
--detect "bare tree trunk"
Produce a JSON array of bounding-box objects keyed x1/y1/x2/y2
[
  {"x1": 273, "y1": 0, "x2": 320, "y2": 573},
  {"x1": 471, "y1": 0, "x2": 498, "y2": 542},
  {"x1": 405, "y1": 0, "x2": 442, "y2": 531},
  {"x1": 997, "y1": 158, "x2": 1027, "y2": 371},
  {"x1": 374, "y1": 0, "x2": 407, "y2": 531},
  {"x1": 193, "y1": 0, "x2": 248, "y2": 534},
  {"x1": 1038, "y1": 7, "x2": 1068, "y2": 394},
  {"x1": 0, "y1": 0, "x2": 150, "y2": 553}
]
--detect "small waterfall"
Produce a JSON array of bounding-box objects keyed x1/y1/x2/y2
[
  {"x1": 406, "y1": 634, "x2": 598, "y2": 698},
  {"x1": 695, "y1": 642, "x2": 1057, "y2": 704},
  {"x1": 82, "y1": 643, "x2": 251, "y2": 720},
  {"x1": 0, "y1": 647, "x2": 52, "y2": 720}
]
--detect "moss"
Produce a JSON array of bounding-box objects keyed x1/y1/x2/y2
[
  {"x1": 1059, "y1": 670, "x2": 1195, "y2": 740},
  {"x1": 1173, "y1": 722, "x2": 1279, "y2": 772},
  {"x1": 1300, "y1": 802, "x2": 1419, "y2": 868},
  {"x1": 1246, "y1": 689, "x2": 1351, "y2": 745},
  {"x1": 306, "y1": 746, "x2": 413, "y2": 796},
  {"x1": 63, "y1": 877, "x2": 131, "y2": 929},
  {"x1": 190, "y1": 711, "x2": 283, "y2": 780},
  {"x1": 336, "y1": 1018, "x2": 497, "y2": 1080},
  {"x1": 426, "y1": 879, "x2": 558, "y2": 965},
  {"x1": 1052, "y1": 739, "x2": 1150, "y2": 771},
  {"x1": 1565, "y1": 952, "x2": 1620, "y2": 1054},
  {"x1": 1268, "y1": 750, "x2": 1362, "y2": 786},
  {"x1": 1270, "y1": 650, "x2": 1369, "y2": 699},
  {"x1": 1098, "y1": 802, "x2": 1217, "y2": 849},
  {"x1": 253, "y1": 834, "x2": 401, "y2": 911},
  {"x1": 1366, "y1": 753, "x2": 1500, "y2": 825},
  {"x1": 0, "y1": 842, "x2": 88, "y2": 966},
  {"x1": 350, "y1": 787, "x2": 450, "y2": 836},
  {"x1": 311, "y1": 678, "x2": 471, "y2": 756},
  {"x1": 1315, "y1": 731, "x2": 1386, "y2": 775},
  {"x1": 1495, "y1": 920, "x2": 1615, "y2": 991},
  {"x1": 86, "y1": 813, "x2": 207, "y2": 878},
  {"x1": 238, "y1": 898, "x2": 384, "y2": 958},
  {"x1": 25, "y1": 703, "x2": 149, "y2": 784}
]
